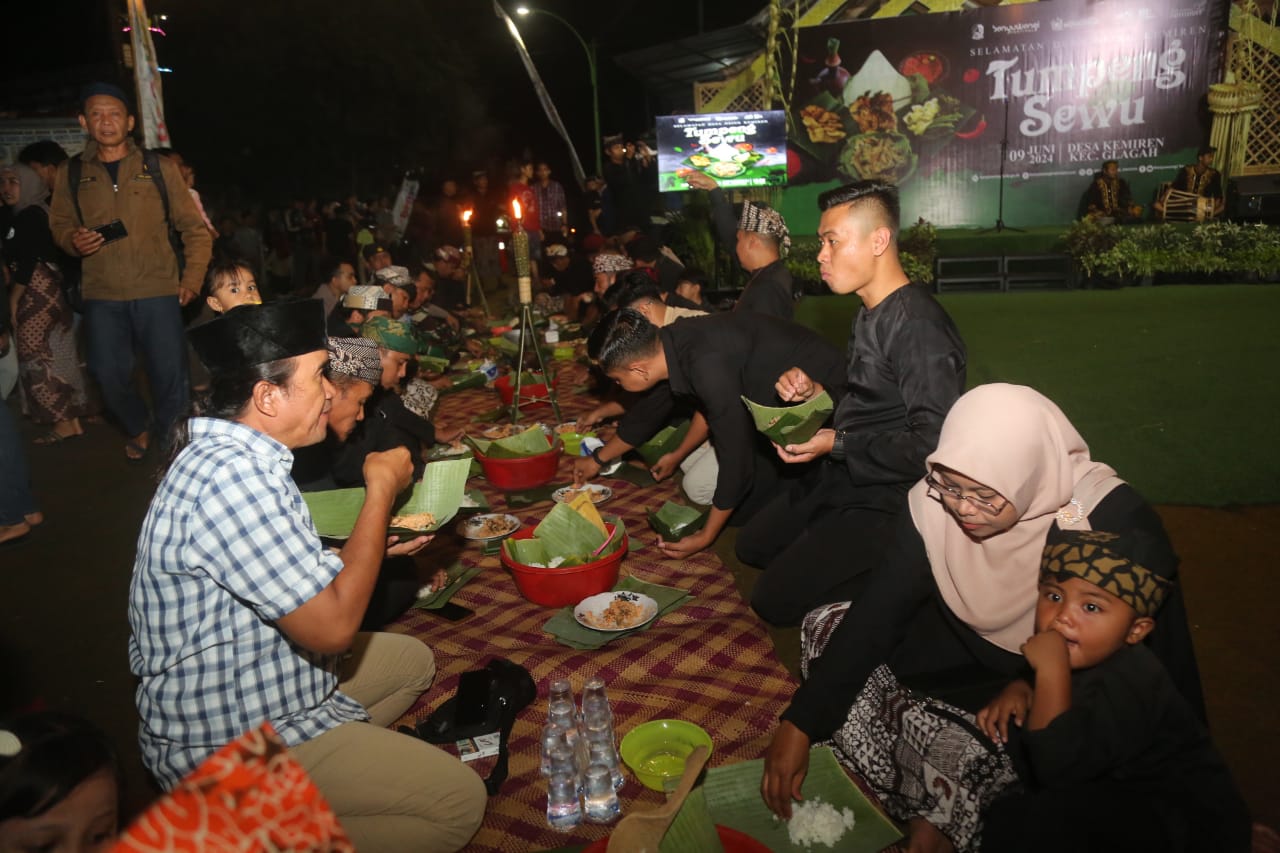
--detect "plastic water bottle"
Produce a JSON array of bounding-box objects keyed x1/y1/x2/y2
[
  {"x1": 587, "y1": 734, "x2": 626, "y2": 792},
  {"x1": 540, "y1": 723, "x2": 568, "y2": 777},
  {"x1": 548, "y1": 699, "x2": 579, "y2": 751},
  {"x1": 582, "y1": 763, "x2": 622, "y2": 824},
  {"x1": 548, "y1": 677, "x2": 573, "y2": 711},
  {"x1": 546, "y1": 771, "x2": 582, "y2": 831},
  {"x1": 581, "y1": 676, "x2": 613, "y2": 722}
]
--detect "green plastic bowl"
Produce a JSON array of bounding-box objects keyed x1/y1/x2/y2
[
  {"x1": 619, "y1": 719, "x2": 714, "y2": 792},
  {"x1": 558, "y1": 431, "x2": 596, "y2": 456}
]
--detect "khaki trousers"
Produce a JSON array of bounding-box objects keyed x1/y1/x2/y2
[
  {"x1": 679, "y1": 440, "x2": 718, "y2": 506},
  {"x1": 291, "y1": 632, "x2": 487, "y2": 853}
]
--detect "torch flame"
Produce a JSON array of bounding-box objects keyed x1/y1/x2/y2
[
  {"x1": 462, "y1": 209, "x2": 473, "y2": 224},
  {"x1": 512, "y1": 199, "x2": 522, "y2": 221}
]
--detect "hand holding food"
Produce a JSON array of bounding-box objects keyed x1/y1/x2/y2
[
  {"x1": 762, "y1": 721, "x2": 811, "y2": 819},
  {"x1": 650, "y1": 452, "x2": 680, "y2": 481},
  {"x1": 657, "y1": 528, "x2": 711, "y2": 560},
  {"x1": 386, "y1": 533, "x2": 434, "y2": 557},
  {"x1": 776, "y1": 429, "x2": 835, "y2": 464},
  {"x1": 775, "y1": 367, "x2": 818, "y2": 402},
  {"x1": 363, "y1": 447, "x2": 414, "y2": 497},
  {"x1": 572, "y1": 455, "x2": 600, "y2": 487}
]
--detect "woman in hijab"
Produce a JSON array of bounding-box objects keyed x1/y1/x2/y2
[
  {"x1": 1, "y1": 163, "x2": 95, "y2": 444},
  {"x1": 761, "y1": 384, "x2": 1204, "y2": 838}
]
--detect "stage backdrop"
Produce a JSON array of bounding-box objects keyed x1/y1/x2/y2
[{"x1": 784, "y1": 0, "x2": 1221, "y2": 230}]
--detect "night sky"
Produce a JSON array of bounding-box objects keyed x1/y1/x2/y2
[{"x1": 8, "y1": 0, "x2": 757, "y2": 202}]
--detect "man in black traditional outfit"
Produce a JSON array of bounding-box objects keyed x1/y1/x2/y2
[
  {"x1": 1084, "y1": 161, "x2": 1143, "y2": 223},
  {"x1": 1155, "y1": 146, "x2": 1225, "y2": 220},
  {"x1": 686, "y1": 170, "x2": 795, "y2": 318},
  {"x1": 580, "y1": 308, "x2": 845, "y2": 559},
  {"x1": 736, "y1": 180, "x2": 967, "y2": 626}
]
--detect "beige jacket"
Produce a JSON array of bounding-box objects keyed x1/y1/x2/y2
[{"x1": 49, "y1": 139, "x2": 212, "y2": 301}]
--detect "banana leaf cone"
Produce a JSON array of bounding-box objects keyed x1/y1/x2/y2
[
  {"x1": 647, "y1": 501, "x2": 709, "y2": 542},
  {"x1": 635, "y1": 420, "x2": 692, "y2": 467},
  {"x1": 741, "y1": 390, "x2": 834, "y2": 446},
  {"x1": 503, "y1": 500, "x2": 611, "y2": 567}
]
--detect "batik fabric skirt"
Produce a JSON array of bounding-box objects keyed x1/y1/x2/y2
[{"x1": 14, "y1": 263, "x2": 94, "y2": 424}]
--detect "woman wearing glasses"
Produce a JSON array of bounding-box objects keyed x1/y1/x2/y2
[{"x1": 761, "y1": 384, "x2": 1205, "y2": 843}]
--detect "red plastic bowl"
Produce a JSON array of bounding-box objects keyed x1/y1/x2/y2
[
  {"x1": 502, "y1": 523, "x2": 627, "y2": 607},
  {"x1": 474, "y1": 436, "x2": 562, "y2": 491},
  {"x1": 585, "y1": 825, "x2": 768, "y2": 853},
  {"x1": 493, "y1": 373, "x2": 559, "y2": 407}
]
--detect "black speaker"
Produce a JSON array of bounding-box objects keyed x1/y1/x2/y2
[{"x1": 1232, "y1": 174, "x2": 1280, "y2": 221}]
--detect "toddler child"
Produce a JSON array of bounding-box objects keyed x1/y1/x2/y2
[
  {"x1": 203, "y1": 260, "x2": 262, "y2": 313},
  {"x1": 978, "y1": 528, "x2": 1251, "y2": 853}
]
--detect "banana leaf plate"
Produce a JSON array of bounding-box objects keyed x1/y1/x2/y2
[{"x1": 741, "y1": 391, "x2": 834, "y2": 446}]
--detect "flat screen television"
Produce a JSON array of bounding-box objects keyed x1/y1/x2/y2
[{"x1": 655, "y1": 110, "x2": 788, "y2": 193}]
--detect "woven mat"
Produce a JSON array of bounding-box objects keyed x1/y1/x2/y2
[{"x1": 387, "y1": 363, "x2": 802, "y2": 852}]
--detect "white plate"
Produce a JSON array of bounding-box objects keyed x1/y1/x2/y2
[
  {"x1": 574, "y1": 592, "x2": 659, "y2": 632},
  {"x1": 552, "y1": 484, "x2": 613, "y2": 505},
  {"x1": 430, "y1": 443, "x2": 471, "y2": 458},
  {"x1": 457, "y1": 513, "x2": 521, "y2": 541}
]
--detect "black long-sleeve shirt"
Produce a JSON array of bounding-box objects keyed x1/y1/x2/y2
[
  {"x1": 706, "y1": 188, "x2": 795, "y2": 320},
  {"x1": 736, "y1": 260, "x2": 795, "y2": 320},
  {"x1": 602, "y1": 158, "x2": 648, "y2": 229},
  {"x1": 325, "y1": 390, "x2": 436, "y2": 486},
  {"x1": 783, "y1": 484, "x2": 1207, "y2": 740},
  {"x1": 833, "y1": 284, "x2": 966, "y2": 498},
  {"x1": 1007, "y1": 644, "x2": 1250, "y2": 852},
  {"x1": 617, "y1": 312, "x2": 845, "y2": 511},
  {"x1": 3, "y1": 206, "x2": 56, "y2": 286}
]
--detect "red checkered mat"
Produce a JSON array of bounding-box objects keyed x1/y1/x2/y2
[{"x1": 388, "y1": 363, "x2": 801, "y2": 851}]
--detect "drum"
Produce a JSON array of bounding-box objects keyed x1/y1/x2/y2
[
  {"x1": 1195, "y1": 196, "x2": 1216, "y2": 222},
  {"x1": 1160, "y1": 189, "x2": 1200, "y2": 221}
]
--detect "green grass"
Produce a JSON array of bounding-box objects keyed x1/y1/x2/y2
[{"x1": 794, "y1": 285, "x2": 1280, "y2": 506}]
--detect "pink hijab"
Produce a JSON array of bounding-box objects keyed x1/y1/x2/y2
[{"x1": 906, "y1": 384, "x2": 1123, "y2": 653}]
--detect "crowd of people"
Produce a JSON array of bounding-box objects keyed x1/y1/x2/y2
[{"x1": 0, "y1": 81, "x2": 1252, "y2": 853}]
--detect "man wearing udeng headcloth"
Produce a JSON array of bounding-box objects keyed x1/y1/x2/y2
[
  {"x1": 128, "y1": 300, "x2": 486, "y2": 853},
  {"x1": 687, "y1": 170, "x2": 796, "y2": 319}
]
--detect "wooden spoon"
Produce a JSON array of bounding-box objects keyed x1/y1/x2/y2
[{"x1": 607, "y1": 745, "x2": 711, "y2": 853}]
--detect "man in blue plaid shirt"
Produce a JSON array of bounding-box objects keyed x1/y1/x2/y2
[{"x1": 127, "y1": 300, "x2": 485, "y2": 853}]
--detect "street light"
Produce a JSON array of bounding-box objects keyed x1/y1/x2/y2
[{"x1": 514, "y1": 5, "x2": 601, "y2": 177}]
